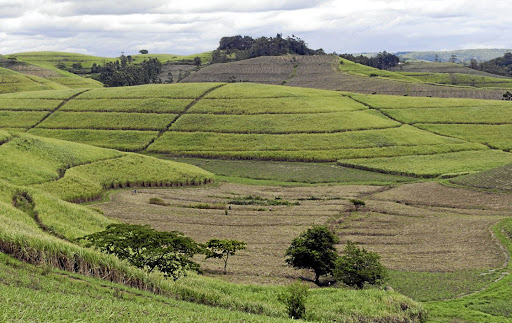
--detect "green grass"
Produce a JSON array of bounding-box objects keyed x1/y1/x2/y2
[
  {"x1": 171, "y1": 110, "x2": 399, "y2": 134},
  {"x1": 76, "y1": 83, "x2": 222, "y2": 99},
  {"x1": 192, "y1": 96, "x2": 367, "y2": 114},
  {"x1": 416, "y1": 123, "x2": 512, "y2": 150},
  {"x1": 62, "y1": 98, "x2": 193, "y2": 113},
  {"x1": 34, "y1": 154, "x2": 214, "y2": 202},
  {"x1": 399, "y1": 72, "x2": 512, "y2": 88},
  {"x1": 449, "y1": 163, "x2": 512, "y2": 192},
  {"x1": 28, "y1": 129, "x2": 158, "y2": 151},
  {"x1": 131, "y1": 52, "x2": 212, "y2": 64},
  {"x1": 348, "y1": 92, "x2": 512, "y2": 109},
  {"x1": 0, "y1": 67, "x2": 67, "y2": 94},
  {"x1": 164, "y1": 157, "x2": 417, "y2": 185},
  {"x1": 338, "y1": 150, "x2": 512, "y2": 177},
  {"x1": 0, "y1": 132, "x2": 122, "y2": 185},
  {"x1": 382, "y1": 106, "x2": 512, "y2": 124},
  {"x1": 37, "y1": 111, "x2": 177, "y2": 131},
  {"x1": 0, "y1": 111, "x2": 48, "y2": 128},
  {"x1": 0, "y1": 129, "x2": 10, "y2": 143}
]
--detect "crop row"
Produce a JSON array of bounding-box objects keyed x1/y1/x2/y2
[
  {"x1": 149, "y1": 142, "x2": 484, "y2": 162},
  {"x1": 204, "y1": 82, "x2": 341, "y2": 99},
  {"x1": 36, "y1": 111, "x2": 178, "y2": 131},
  {"x1": 337, "y1": 150, "x2": 512, "y2": 178},
  {"x1": 382, "y1": 107, "x2": 512, "y2": 124},
  {"x1": 450, "y1": 163, "x2": 512, "y2": 191},
  {"x1": 169, "y1": 110, "x2": 399, "y2": 134},
  {"x1": 348, "y1": 93, "x2": 512, "y2": 109},
  {"x1": 28, "y1": 129, "x2": 159, "y2": 151},
  {"x1": 75, "y1": 83, "x2": 223, "y2": 99},
  {"x1": 61, "y1": 98, "x2": 193, "y2": 113},
  {"x1": 416, "y1": 123, "x2": 512, "y2": 151},
  {"x1": 0, "y1": 99, "x2": 62, "y2": 111},
  {"x1": 0, "y1": 89, "x2": 81, "y2": 99},
  {"x1": 191, "y1": 96, "x2": 366, "y2": 114},
  {"x1": 0, "y1": 111, "x2": 49, "y2": 128},
  {"x1": 148, "y1": 125, "x2": 469, "y2": 152}
]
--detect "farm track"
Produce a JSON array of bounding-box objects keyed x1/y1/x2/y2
[{"x1": 27, "y1": 89, "x2": 91, "y2": 130}]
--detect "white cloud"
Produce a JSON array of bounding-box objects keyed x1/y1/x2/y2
[{"x1": 0, "y1": 0, "x2": 511, "y2": 56}]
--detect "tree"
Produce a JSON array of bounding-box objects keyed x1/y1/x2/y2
[
  {"x1": 503, "y1": 91, "x2": 512, "y2": 100},
  {"x1": 349, "y1": 199, "x2": 365, "y2": 211},
  {"x1": 278, "y1": 281, "x2": 309, "y2": 320},
  {"x1": 139, "y1": 49, "x2": 149, "y2": 54},
  {"x1": 205, "y1": 239, "x2": 246, "y2": 274},
  {"x1": 193, "y1": 56, "x2": 202, "y2": 66},
  {"x1": 285, "y1": 226, "x2": 339, "y2": 285},
  {"x1": 449, "y1": 54, "x2": 457, "y2": 63},
  {"x1": 334, "y1": 241, "x2": 387, "y2": 289},
  {"x1": 78, "y1": 224, "x2": 202, "y2": 280}
]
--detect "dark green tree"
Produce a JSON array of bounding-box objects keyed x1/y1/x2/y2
[
  {"x1": 78, "y1": 224, "x2": 202, "y2": 280},
  {"x1": 139, "y1": 49, "x2": 149, "y2": 54},
  {"x1": 193, "y1": 56, "x2": 202, "y2": 66},
  {"x1": 334, "y1": 241, "x2": 387, "y2": 289},
  {"x1": 285, "y1": 226, "x2": 339, "y2": 285},
  {"x1": 205, "y1": 239, "x2": 246, "y2": 274}
]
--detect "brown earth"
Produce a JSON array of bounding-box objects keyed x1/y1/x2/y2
[
  {"x1": 182, "y1": 55, "x2": 505, "y2": 99},
  {"x1": 95, "y1": 182, "x2": 510, "y2": 285}
]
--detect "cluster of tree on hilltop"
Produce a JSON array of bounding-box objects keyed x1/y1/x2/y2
[
  {"x1": 469, "y1": 52, "x2": 512, "y2": 77},
  {"x1": 97, "y1": 55, "x2": 162, "y2": 87},
  {"x1": 211, "y1": 34, "x2": 325, "y2": 63},
  {"x1": 339, "y1": 51, "x2": 400, "y2": 70}
]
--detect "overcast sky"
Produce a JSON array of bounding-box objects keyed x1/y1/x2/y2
[{"x1": 0, "y1": 0, "x2": 510, "y2": 57}]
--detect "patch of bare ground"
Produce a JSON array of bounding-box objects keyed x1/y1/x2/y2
[{"x1": 95, "y1": 182, "x2": 510, "y2": 284}]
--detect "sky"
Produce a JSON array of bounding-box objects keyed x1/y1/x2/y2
[{"x1": 0, "y1": 0, "x2": 510, "y2": 57}]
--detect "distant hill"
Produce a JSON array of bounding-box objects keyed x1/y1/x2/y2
[{"x1": 397, "y1": 49, "x2": 512, "y2": 63}]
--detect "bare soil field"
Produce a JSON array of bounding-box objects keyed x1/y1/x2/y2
[
  {"x1": 183, "y1": 55, "x2": 505, "y2": 99},
  {"x1": 96, "y1": 182, "x2": 510, "y2": 284}
]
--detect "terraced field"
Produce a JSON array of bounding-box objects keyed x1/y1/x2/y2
[{"x1": 0, "y1": 82, "x2": 510, "y2": 177}]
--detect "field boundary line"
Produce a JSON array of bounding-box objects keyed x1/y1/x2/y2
[
  {"x1": 27, "y1": 89, "x2": 91, "y2": 131},
  {"x1": 139, "y1": 84, "x2": 226, "y2": 151}
]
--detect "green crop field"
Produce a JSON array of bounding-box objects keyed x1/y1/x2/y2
[
  {"x1": 61, "y1": 98, "x2": 193, "y2": 113},
  {"x1": 76, "y1": 83, "x2": 222, "y2": 99},
  {"x1": 0, "y1": 111, "x2": 49, "y2": 128},
  {"x1": 0, "y1": 66, "x2": 68, "y2": 93},
  {"x1": 170, "y1": 110, "x2": 399, "y2": 133},
  {"x1": 338, "y1": 150, "x2": 512, "y2": 178},
  {"x1": 417, "y1": 124, "x2": 512, "y2": 151},
  {"x1": 192, "y1": 96, "x2": 366, "y2": 114},
  {"x1": 27, "y1": 129, "x2": 158, "y2": 151},
  {"x1": 37, "y1": 111, "x2": 177, "y2": 131},
  {"x1": 382, "y1": 106, "x2": 512, "y2": 124},
  {"x1": 338, "y1": 57, "x2": 421, "y2": 82},
  {"x1": 205, "y1": 82, "x2": 340, "y2": 98},
  {"x1": 399, "y1": 72, "x2": 512, "y2": 89}
]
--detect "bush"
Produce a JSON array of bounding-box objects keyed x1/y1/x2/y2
[
  {"x1": 149, "y1": 197, "x2": 168, "y2": 206},
  {"x1": 334, "y1": 241, "x2": 387, "y2": 289},
  {"x1": 278, "y1": 281, "x2": 309, "y2": 320}
]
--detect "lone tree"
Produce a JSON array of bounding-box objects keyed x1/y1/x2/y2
[
  {"x1": 205, "y1": 239, "x2": 246, "y2": 274},
  {"x1": 78, "y1": 224, "x2": 202, "y2": 280},
  {"x1": 285, "y1": 226, "x2": 339, "y2": 285},
  {"x1": 334, "y1": 241, "x2": 387, "y2": 289},
  {"x1": 139, "y1": 49, "x2": 149, "y2": 54}
]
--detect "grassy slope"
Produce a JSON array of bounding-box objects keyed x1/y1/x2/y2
[
  {"x1": 0, "y1": 131, "x2": 426, "y2": 322},
  {"x1": 0, "y1": 66, "x2": 68, "y2": 94}
]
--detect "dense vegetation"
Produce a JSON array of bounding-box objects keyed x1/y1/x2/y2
[
  {"x1": 340, "y1": 51, "x2": 400, "y2": 70},
  {"x1": 98, "y1": 56, "x2": 163, "y2": 87},
  {"x1": 212, "y1": 34, "x2": 325, "y2": 63},
  {"x1": 472, "y1": 52, "x2": 512, "y2": 77}
]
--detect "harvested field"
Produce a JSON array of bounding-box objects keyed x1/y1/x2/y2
[
  {"x1": 183, "y1": 55, "x2": 506, "y2": 99},
  {"x1": 450, "y1": 163, "x2": 512, "y2": 192},
  {"x1": 96, "y1": 182, "x2": 510, "y2": 286}
]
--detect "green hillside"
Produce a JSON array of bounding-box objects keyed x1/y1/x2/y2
[
  {"x1": 397, "y1": 49, "x2": 512, "y2": 62},
  {"x1": 0, "y1": 66, "x2": 69, "y2": 94}
]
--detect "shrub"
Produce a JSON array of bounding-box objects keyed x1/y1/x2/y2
[
  {"x1": 278, "y1": 281, "x2": 309, "y2": 320},
  {"x1": 149, "y1": 197, "x2": 168, "y2": 206},
  {"x1": 334, "y1": 241, "x2": 387, "y2": 289}
]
